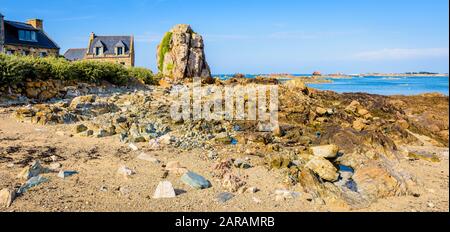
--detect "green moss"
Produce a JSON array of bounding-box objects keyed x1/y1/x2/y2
[{"x1": 158, "y1": 32, "x2": 173, "y2": 73}]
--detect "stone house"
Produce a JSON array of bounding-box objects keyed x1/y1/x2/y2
[
  {"x1": 0, "y1": 13, "x2": 60, "y2": 56},
  {"x1": 64, "y1": 33, "x2": 135, "y2": 67}
]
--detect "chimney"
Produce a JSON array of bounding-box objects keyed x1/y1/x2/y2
[
  {"x1": 27, "y1": 19, "x2": 43, "y2": 30},
  {"x1": 90, "y1": 32, "x2": 95, "y2": 40},
  {"x1": 0, "y1": 12, "x2": 4, "y2": 53}
]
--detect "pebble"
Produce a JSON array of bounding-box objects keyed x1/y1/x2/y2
[
  {"x1": 252, "y1": 197, "x2": 262, "y2": 204},
  {"x1": 217, "y1": 192, "x2": 234, "y2": 203},
  {"x1": 427, "y1": 202, "x2": 435, "y2": 208},
  {"x1": 57, "y1": 170, "x2": 78, "y2": 179},
  {"x1": 128, "y1": 143, "x2": 139, "y2": 151},
  {"x1": 117, "y1": 166, "x2": 136, "y2": 176},
  {"x1": 0, "y1": 188, "x2": 16, "y2": 208},
  {"x1": 153, "y1": 181, "x2": 176, "y2": 199},
  {"x1": 137, "y1": 153, "x2": 160, "y2": 164},
  {"x1": 274, "y1": 190, "x2": 300, "y2": 201},
  {"x1": 234, "y1": 159, "x2": 252, "y2": 169},
  {"x1": 49, "y1": 162, "x2": 62, "y2": 170}
]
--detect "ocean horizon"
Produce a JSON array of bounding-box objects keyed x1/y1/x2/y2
[{"x1": 213, "y1": 74, "x2": 449, "y2": 96}]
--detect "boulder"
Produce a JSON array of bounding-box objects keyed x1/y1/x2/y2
[
  {"x1": 305, "y1": 157, "x2": 339, "y2": 182},
  {"x1": 157, "y1": 24, "x2": 211, "y2": 81},
  {"x1": 17, "y1": 160, "x2": 45, "y2": 180},
  {"x1": 310, "y1": 144, "x2": 339, "y2": 158}
]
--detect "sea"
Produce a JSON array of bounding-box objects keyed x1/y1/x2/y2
[{"x1": 214, "y1": 74, "x2": 449, "y2": 96}]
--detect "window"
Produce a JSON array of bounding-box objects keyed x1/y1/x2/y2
[
  {"x1": 120, "y1": 62, "x2": 125, "y2": 65},
  {"x1": 95, "y1": 47, "x2": 102, "y2": 56},
  {"x1": 39, "y1": 52, "x2": 47, "y2": 57},
  {"x1": 117, "y1": 47, "x2": 123, "y2": 55},
  {"x1": 6, "y1": 50, "x2": 15, "y2": 55},
  {"x1": 18, "y1": 30, "x2": 37, "y2": 42},
  {"x1": 21, "y1": 50, "x2": 30, "y2": 56}
]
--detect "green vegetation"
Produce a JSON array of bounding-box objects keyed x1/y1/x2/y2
[
  {"x1": 158, "y1": 32, "x2": 172, "y2": 72},
  {"x1": 0, "y1": 54, "x2": 156, "y2": 86}
]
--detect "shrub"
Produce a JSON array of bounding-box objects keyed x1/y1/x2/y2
[
  {"x1": 128, "y1": 67, "x2": 156, "y2": 85},
  {"x1": 0, "y1": 54, "x2": 156, "y2": 86},
  {"x1": 158, "y1": 32, "x2": 172, "y2": 72}
]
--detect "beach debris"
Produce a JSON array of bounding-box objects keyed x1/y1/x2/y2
[
  {"x1": 17, "y1": 160, "x2": 46, "y2": 180},
  {"x1": 305, "y1": 157, "x2": 339, "y2": 182},
  {"x1": 137, "y1": 153, "x2": 160, "y2": 164},
  {"x1": 17, "y1": 176, "x2": 49, "y2": 194},
  {"x1": 181, "y1": 171, "x2": 211, "y2": 189},
  {"x1": 153, "y1": 181, "x2": 176, "y2": 199},
  {"x1": 0, "y1": 188, "x2": 16, "y2": 208},
  {"x1": 57, "y1": 170, "x2": 78, "y2": 179},
  {"x1": 217, "y1": 192, "x2": 234, "y2": 203},
  {"x1": 310, "y1": 144, "x2": 339, "y2": 158},
  {"x1": 117, "y1": 166, "x2": 136, "y2": 176}
]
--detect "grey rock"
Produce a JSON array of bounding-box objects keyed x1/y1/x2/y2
[{"x1": 181, "y1": 171, "x2": 211, "y2": 189}]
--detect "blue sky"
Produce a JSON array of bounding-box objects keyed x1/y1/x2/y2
[{"x1": 1, "y1": 0, "x2": 449, "y2": 74}]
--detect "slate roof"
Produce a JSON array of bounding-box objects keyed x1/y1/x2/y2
[
  {"x1": 88, "y1": 36, "x2": 131, "y2": 55},
  {"x1": 64, "y1": 48, "x2": 87, "y2": 61},
  {"x1": 3, "y1": 20, "x2": 59, "y2": 49}
]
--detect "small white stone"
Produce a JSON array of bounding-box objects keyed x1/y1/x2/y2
[
  {"x1": 137, "y1": 153, "x2": 160, "y2": 164},
  {"x1": 153, "y1": 181, "x2": 176, "y2": 199},
  {"x1": 427, "y1": 202, "x2": 435, "y2": 208},
  {"x1": 252, "y1": 197, "x2": 262, "y2": 204},
  {"x1": 0, "y1": 188, "x2": 16, "y2": 208},
  {"x1": 117, "y1": 166, "x2": 135, "y2": 176},
  {"x1": 128, "y1": 143, "x2": 139, "y2": 151}
]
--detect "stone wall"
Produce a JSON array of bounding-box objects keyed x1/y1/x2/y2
[
  {"x1": 84, "y1": 54, "x2": 134, "y2": 67},
  {"x1": 2, "y1": 44, "x2": 59, "y2": 57},
  {"x1": 0, "y1": 79, "x2": 96, "y2": 102}
]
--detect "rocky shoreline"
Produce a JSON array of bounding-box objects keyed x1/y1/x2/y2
[{"x1": 0, "y1": 77, "x2": 448, "y2": 212}]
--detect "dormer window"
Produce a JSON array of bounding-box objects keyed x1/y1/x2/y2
[
  {"x1": 94, "y1": 40, "x2": 105, "y2": 56},
  {"x1": 95, "y1": 47, "x2": 102, "y2": 56},
  {"x1": 114, "y1": 41, "x2": 126, "y2": 56},
  {"x1": 117, "y1": 47, "x2": 123, "y2": 55},
  {"x1": 18, "y1": 30, "x2": 37, "y2": 42}
]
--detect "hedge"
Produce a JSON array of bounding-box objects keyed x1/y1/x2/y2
[{"x1": 0, "y1": 54, "x2": 155, "y2": 86}]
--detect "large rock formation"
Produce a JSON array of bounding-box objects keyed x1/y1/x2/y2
[{"x1": 157, "y1": 24, "x2": 211, "y2": 81}]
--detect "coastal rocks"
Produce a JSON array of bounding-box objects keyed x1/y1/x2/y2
[
  {"x1": 181, "y1": 171, "x2": 211, "y2": 189},
  {"x1": 17, "y1": 176, "x2": 49, "y2": 194},
  {"x1": 305, "y1": 157, "x2": 339, "y2": 182},
  {"x1": 157, "y1": 24, "x2": 211, "y2": 81},
  {"x1": 352, "y1": 165, "x2": 414, "y2": 200},
  {"x1": 153, "y1": 181, "x2": 176, "y2": 199},
  {"x1": 17, "y1": 160, "x2": 46, "y2": 180},
  {"x1": 0, "y1": 188, "x2": 16, "y2": 207},
  {"x1": 310, "y1": 144, "x2": 339, "y2": 158}
]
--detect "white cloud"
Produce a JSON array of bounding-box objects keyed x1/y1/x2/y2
[{"x1": 354, "y1": 48, "x2": 449, "y2": 60}]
